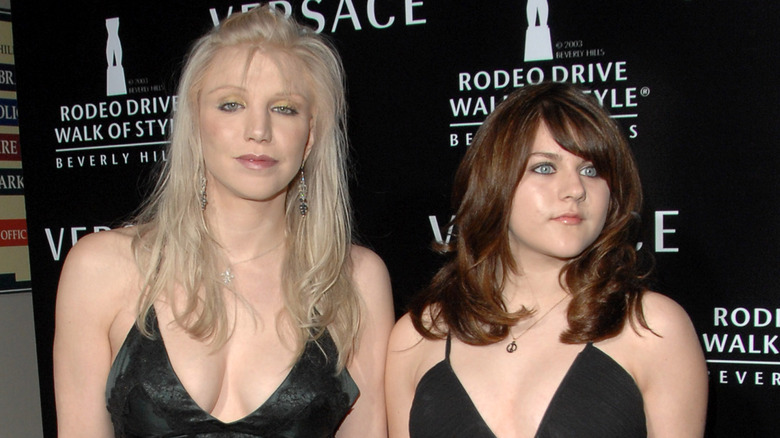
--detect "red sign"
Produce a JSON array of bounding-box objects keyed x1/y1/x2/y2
[
  {"x1": 0, "y1": 133, "x2": 20, "y2": 161},
  {"x1": 0, "y1": 219, "x2": 27, "y2": 246}
]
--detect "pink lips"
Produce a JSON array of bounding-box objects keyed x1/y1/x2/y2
[
  {"x1": 236, "y1": 154, "x2": 277, "y2": 170},
  {"x1": 552, "y1": 214, "x2": 582, "y2": 225}
]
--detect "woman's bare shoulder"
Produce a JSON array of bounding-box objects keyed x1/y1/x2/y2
[
  {"x1": 349, "y1": 244, "x2": 393, "y2": 302},
  {"x1": 615, "y1": 291, "x2": 705, "y2": 376},
  {"x1": 387, "y1": 312, "x2": 448, "y2": 387},
  {"x1": 619, "y1": 295, "x2": 708, "y2": 434},
  {"x1": 57, "y1": 227, "x2": 139, "y2": 315},
  {"x1": 635, "y1": 291, "x2": 698, "y2": 340},
  {"x1": 388, "y1": 310, "x2": 446, "y2": 359},
  {"x1": 349, "y1": 244, "x2": 388, "y2": 278},
  {"x1": 388, "y1": 313, "x2": 420, "y2": 349},
  {"x1": 64, "y1": 226, "x2": 136, "y2": 264}
]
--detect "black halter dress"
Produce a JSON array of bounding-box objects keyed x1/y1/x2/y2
[{"x1": 106, "y1": 308, "x2": 359, "y2": 437}]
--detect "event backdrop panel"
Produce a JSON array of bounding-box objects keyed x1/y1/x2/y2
[{"x1": 12, "y1": 1, "x2": 780, "y2": 436}]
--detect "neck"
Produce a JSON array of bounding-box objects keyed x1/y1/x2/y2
[
  {"x1": 503, "y1": 264, "x2": 568, "y2": 312},
  {"x1": 204, "y1": 194, "x2": 287, "y2": 261}
]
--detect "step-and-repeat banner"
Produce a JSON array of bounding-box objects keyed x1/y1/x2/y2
[
  {"x1": 0, "y1": 3, "x2": 27, "y2": 296},
  {"x1": 12, "y1": 1, "x2": 779, "y2": 436}
]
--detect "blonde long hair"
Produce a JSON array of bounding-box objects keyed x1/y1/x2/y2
[{"x1": 131, "y1": 5, "x2": 360, "y2": 369}]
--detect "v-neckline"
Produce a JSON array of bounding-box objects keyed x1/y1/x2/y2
[
  {"x1": 150, "y1": 306, "x2": 299, "y2": 425},
  {"x1": 444, "y1": 342, "x2": 595, "y2": 438}
]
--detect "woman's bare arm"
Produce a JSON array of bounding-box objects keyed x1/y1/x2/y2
[{"x1": 337, "y1": 246, "x2": 395, "y2": 437}]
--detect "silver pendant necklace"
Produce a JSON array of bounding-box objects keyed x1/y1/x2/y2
[
  {"x1": 220, "y1": 240, "x2": 283, "y2": 285},
  {"x1": 506, "y1": 294, "x2": 567, "y2": 353}
]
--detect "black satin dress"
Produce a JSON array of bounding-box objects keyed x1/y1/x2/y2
[{"x1": 106, "y1": 308, "x2": 359, "y2": 437}]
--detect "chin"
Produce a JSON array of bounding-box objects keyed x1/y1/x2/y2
[{"x1": 549, "y1": 247, "x2": 590, "y2": 261}]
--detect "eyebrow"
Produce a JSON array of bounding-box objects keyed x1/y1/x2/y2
[
  {"x1": 204, "y1": 84, "x2": 245, "y2": 95},
  {"x1": 203, "y1": 91, "x2": 310, "y2": 108},
  {"x1": 204, "y1": 85, "x2": 307, "y2": 100},
  {"x1": 529, "y1": 151, "x2": 562, "y2": 161},
  {"x1": 529, "y1": 151, "x2": 596, "y2": 169}
]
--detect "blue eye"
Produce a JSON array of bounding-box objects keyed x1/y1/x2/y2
[
  {"x1": 532, "y1": 163, "x2": 555, "y2": 174},
  {"x1": 580, "y1": 166, "x2": 598, "y2": 177},
  {"x1": 273, "y1": 105, "x2": 298, "y2": 115},
  {"x1": 218, "y1": 102, "x2": 243, "y2": 112}
]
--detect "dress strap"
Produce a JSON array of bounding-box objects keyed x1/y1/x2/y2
[{"x1": 445, "y1": 333, "x2": 452, "y2": 362}]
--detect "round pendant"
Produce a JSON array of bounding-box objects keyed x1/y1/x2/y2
[{"x1": 506, "y1": 340, "x2": 517, "y2": 353}]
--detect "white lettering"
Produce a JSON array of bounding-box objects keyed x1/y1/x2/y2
[
  {"x1": 765, "y1": 335, "x2": 779, "y2": 354},
  {"x1": 405, "y1": 0, "x2": 425, "y2": 25},
  {"x1": 731, "y1": 308, "x2": 750, "y2": 327},
  {"x1": 702, "y1": 333, "x2": 728, "y2": 353},
  {"x1": 714, "y1": 307, "x2": 727, "y2": 326},
  {"x1": 332, "y1": 0, "x2": 361, "y2": 32},
  {"x1": 45, "y1": 228, "x2": 65, "y2": 261},
  {"x1": 755, "y1": 308, "x2": 772, "y2": 327},
  {"x1": 429, "y1": 215, "x2": 456, "y2": 244},
  {"x1": 303, "y1": 0, "x2": 326, "y2": 32},
  {"x1": 654, "y1": 210, "x2": 679, "y2": 252},
  {"x1": 728, "y1": 334, "x2": 746, "y2": 354},
  {"x1": 268, "y1": 1, "x2": 292, "y2": 16},
  {"x1": 367, "y1": 0, "x2": 394, "y2": 28}
]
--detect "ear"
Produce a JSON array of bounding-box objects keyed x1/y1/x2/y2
[{"x1": 303, "y1": 117, "x2": 315, "y2": 161}]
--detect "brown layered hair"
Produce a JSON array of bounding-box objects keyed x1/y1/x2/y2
[{"x1": 410, "y1": 82, "x2": 650, "y2": 345}]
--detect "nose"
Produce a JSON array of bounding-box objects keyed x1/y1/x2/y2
[
  {"x1": 559, "y1": 170, "x2": 586, "y2": 202},
  {"x1": 245, "y1": 108, "x2": 271, "y2": 143}
]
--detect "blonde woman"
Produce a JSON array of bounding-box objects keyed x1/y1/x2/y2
[{"x1": 54, "y1": 6, "x2": 393, "y2": 437}]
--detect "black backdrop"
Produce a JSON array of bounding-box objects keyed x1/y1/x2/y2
[{"x1": 12, "y1": 1, "x2": 780, "y2": 436}]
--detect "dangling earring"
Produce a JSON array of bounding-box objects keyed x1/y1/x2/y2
[
  {"x1": 199, "y1": 176, "x2": 208, "y2": 210},
  {"x1": 297, "y1": 167, "x2": 308, "y2": 216}
]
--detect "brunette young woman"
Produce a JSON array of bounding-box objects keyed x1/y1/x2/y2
[
  {"x1": 53, "y1": 6, "x2": 394, "y2": 437},
  {"x1": 386, "y1": 82, "x2": 707, "y2": 437}
]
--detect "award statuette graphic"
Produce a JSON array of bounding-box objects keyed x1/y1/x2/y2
[
  {"x1": 106, "y1": 17, "x2": 127, "y2": 96},
  {"x1": 524, "y1": 0, "x2": 553, "y2": 62}
]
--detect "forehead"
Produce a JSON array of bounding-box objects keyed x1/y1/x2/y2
[
  {"x1": 529, "y1": 123, "x2": 565, "y2": 154},
  {"x1": 201, "y1": 46, "x2": 310, "y2": 97},
  {"x1": 529, "y1": 120, "x2": 599, "y2": 164}
]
